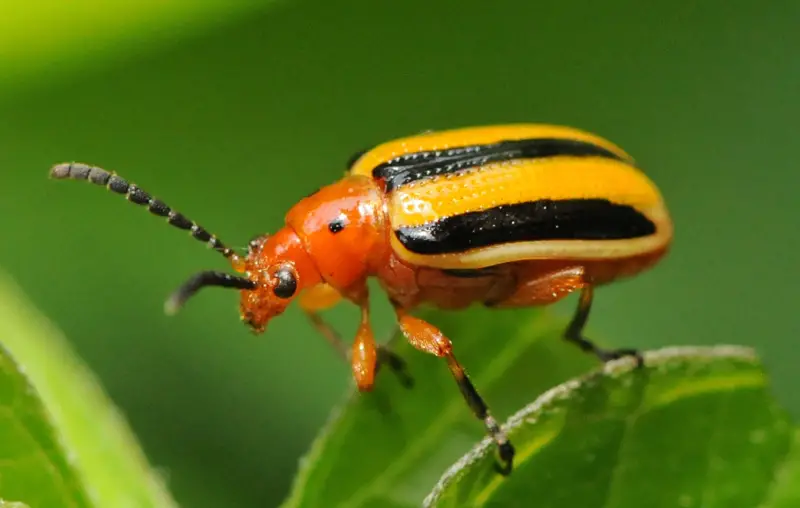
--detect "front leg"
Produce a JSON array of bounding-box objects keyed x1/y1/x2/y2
[
  {"x1": 350, "y1": 303, "x2": 378, "y2": 391},
  {"x1": 300, "y1": 283, "x2": 412, "y2": 389},
  {"x1": 394, "y1": 306, "x2": 515, "y2": 475}
]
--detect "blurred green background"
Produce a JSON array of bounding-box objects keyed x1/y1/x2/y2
[{"x1": 1, "y1": 0, "x2": 797, "y2": 506}]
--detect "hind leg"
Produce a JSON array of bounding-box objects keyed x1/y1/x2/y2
[{"x1": 489, "y1": 266, "x2": 642, "y2": 365}]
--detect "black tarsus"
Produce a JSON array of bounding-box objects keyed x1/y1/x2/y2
[
  {"x1": 565, "y1": 285, "x2": 644, "y2": 366},
  {"x1": 375, "y1": 346, "x2": 414, "y2": 388},
  {"x1": 445, "y1": 354, "x2": 514, "y2": 475},
  {"x1": 49, "y1": 162, "x2": 237, "y2": 260}
]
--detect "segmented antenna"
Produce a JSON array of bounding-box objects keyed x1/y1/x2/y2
[
  {"x1": 50, "y1": 162, "x2": 238, "y2": 261},
  {"x1": 164, "y1": 271, "x2": 256, "y2": 315}
]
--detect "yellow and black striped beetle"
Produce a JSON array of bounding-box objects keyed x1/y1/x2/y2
[{"x1": 50, "y1": 123, "x2": 673, "y2": 473}]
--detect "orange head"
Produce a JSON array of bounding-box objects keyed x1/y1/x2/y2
[
  {"x1": 49, "y1": 162, "x2": 386, "y2": 334},
  {"x1": 234, "y1": 227, "x2": 322, "y2": 333}
]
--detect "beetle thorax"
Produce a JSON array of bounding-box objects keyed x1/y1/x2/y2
[{"x1": 285, "y1": 174, "x2": 389, "y2": 294}]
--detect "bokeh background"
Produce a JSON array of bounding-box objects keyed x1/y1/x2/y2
[{"x1": 1, "y1": 0, "x2": 798, "y2": 506}]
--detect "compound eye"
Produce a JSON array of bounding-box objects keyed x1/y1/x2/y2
[{"x1": 273, "y1": 266, "x2": 297, "y2": 299}]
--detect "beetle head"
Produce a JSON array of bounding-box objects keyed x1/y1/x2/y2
[
  {"x1": 164, "y1": 226, "x2": 322, "y2": 334},
  {"x1": 236, "y1": 227, "x2": 322, "y2": 333}
]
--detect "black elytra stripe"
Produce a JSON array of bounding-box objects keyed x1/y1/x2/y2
[
  {"x1": 372, "y1": 138, "x2": 630, "y2": 192},
  {"x1": 395, "y1": 199, "x2": 656, "y2": 255}
]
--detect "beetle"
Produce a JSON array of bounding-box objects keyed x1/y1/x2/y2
[{"x1": 50, "y1": 123, "x2": 672, "y2": 474}]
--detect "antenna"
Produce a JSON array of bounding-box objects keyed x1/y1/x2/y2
[
  {"x1": 50, "y1": 162, "x2": 241, "y2": 262},
  {"x1": 51, "y1": 162, "x2": 254, "y2": 313}
]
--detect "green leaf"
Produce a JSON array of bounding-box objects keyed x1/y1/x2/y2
[
  {"x1": 426, "y1": 346, "x2": 798, "y2": 508},
  {"x1": 282, "y1": 307, "x2": 598, "y2": 507},
  {"x1": 283, "y1": 307, "x2": 797, "y2": 508},
  {"x1": 0, "y1": 343, "x2": 88, "y2": 506},
  {"x1": 0, "y1": 502, "x2": 30, "y2": 508},
  {"x1": 0, "y1": 270, "x2": 178, "y2": 507}
]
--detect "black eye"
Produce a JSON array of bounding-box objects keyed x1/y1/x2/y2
[{"x1": 273, "y1": 267, "x2": 297, "y2": 299}]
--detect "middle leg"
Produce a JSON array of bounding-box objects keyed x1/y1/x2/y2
[{"x1": 394, "y1": 307, "x2": 514, "y2": 474}]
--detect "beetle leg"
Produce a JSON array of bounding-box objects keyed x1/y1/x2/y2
[
  {"x1": 486, "y1": 266, "x2": 585, "y2": 308},
  {"x1": 566, "y1": 285, "x2": 644, "y2": 366},
  {"x1": 351, "y1": 304, "x2": 378, "y2": 391},
  {"x1": 489, "y1": 267, "x2": 642, "y2": 366},
  {"x1": 304, "y1": 311, "x2": 349, "y2": 360},
  {"x1": 301, "y1": 283, "x2": 412, "y2": 388},
  {"x1": 375, "y1": 337, "x2": 414, "y2": 388},
  {"x1": 395, "y1": 308, "x2": 514, "y2": 475}
]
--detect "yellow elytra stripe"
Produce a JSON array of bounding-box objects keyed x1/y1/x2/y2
[{"x1": 388, "y1": 157, "x2": 663, "y2": 228}]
